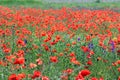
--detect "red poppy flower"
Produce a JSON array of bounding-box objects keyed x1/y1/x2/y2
[
  {"x1": 81, "y1": 46, "x2": 90, "y2": 53},
  {"x1": 42, "y1": 76, "x2": 49, "y2": 80},
  {"x1": 118, "y1": 76, "x2": 120, "y2": 80},
  {"x1": 50, "y1": 56, "x2": 58, "y2": 63},
  {"x1": 14, "y1": 57, "x2": 25, "y2": 65},
  {"x1": 75, "y1": 74, "x2": 84, "y2": 80},
  {"x1": 69, "y1": 52, "x2": 75, "y2": 57},
  {"x1": 29, "y1": 63, "x2": 37, "y2": 68},
  {"x1": 18, "y1": 73, "x2": 26, "y2": 79},
  {"x1": 36, "y1": 58, "x2": 43, "y2": 65},
  {"x1": 16, "y1": 50, "x2": 24, "y2": 57},
  {"x1": 32, "y1": 70, "x2": 41, "y2": 79},
  {"x1": 44, "y1": 46, "x2": 49, "y2": 51},
  {"x1": 17, "y1": 39, "x2": 25, "y2": 46},
  {"x1": 41, "y1": 31, "x2": 46, "y2": 36},
  {"x1": 99, "y1": 77, "x2": 104, "y2": 80},
  {"x1": 116, "y1": 60, "x2": 120, "y2": 64},
  {"x1": 79, "y1": 69, "x2": 91, "y2": 77},
  {"x1": 70, "y1": 57, "x2": 80, "y2": 65},
  {"x1": 3, "y1": 48, "x2": 11, "y2": 53},
  {"x1": 118, "y1": 67, "x2": 120, "y2": 72},
  {"x1": 117, "y1": 50, "x2": 120, "y2": 53},
  {"x1": 8, "y1": 74, "x2": 19, "y2": 80},
  {"x1": 56, "y1": 35, "x2": 61, "y2": 40},
  {"x1": 87, "y1": 60, "x2": 92, "y2": 65},
  {"x1": 63, "y1": 68, "x2": 73, "y2": 75},
  {"x1": 91, "y1": 77, "x2": 98, "y2": 80}
]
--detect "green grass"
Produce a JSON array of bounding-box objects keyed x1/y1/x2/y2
[{"x1": 0, "y1": 0, "x2": 120, "y2": 9}]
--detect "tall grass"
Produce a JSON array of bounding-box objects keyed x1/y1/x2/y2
[{"x1": 0, "y1": 0, "x2": 120, "y2": 9}]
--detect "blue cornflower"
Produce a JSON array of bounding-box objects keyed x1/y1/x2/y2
[
  {"x1": 88, "y1": 42, "x2": 94, "y2": 49},
  {"x1": 24, "y1": 39, "x2": 27, "y2": 44}
]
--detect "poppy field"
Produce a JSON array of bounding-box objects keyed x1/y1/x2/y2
[{"x1": 0, "y1": 6, "x2": 120, "y2": 80}]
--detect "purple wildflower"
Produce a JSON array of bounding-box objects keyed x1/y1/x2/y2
[
  {"x1": 77, "y1": 37, "x2": 80, "y2": 41},
  {"x1": 110, "y1": 41, "x2": 115, "y2": 53}
]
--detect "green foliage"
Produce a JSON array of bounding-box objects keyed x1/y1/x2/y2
[
  {"x1": 96, "y1": 0, "x2": 101, "y2": 3},
  {"x1": 0, "y1": 0, "x2": 120, "y2": 9}
]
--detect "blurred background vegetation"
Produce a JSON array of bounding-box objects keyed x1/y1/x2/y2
[{"x1": 0, "y1": 0, "x2": 120, "y2": 9}]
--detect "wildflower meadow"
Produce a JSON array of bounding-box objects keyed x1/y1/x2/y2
[{"x1": 0, "y1": 1, "x2": 120, "y2": 80}]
